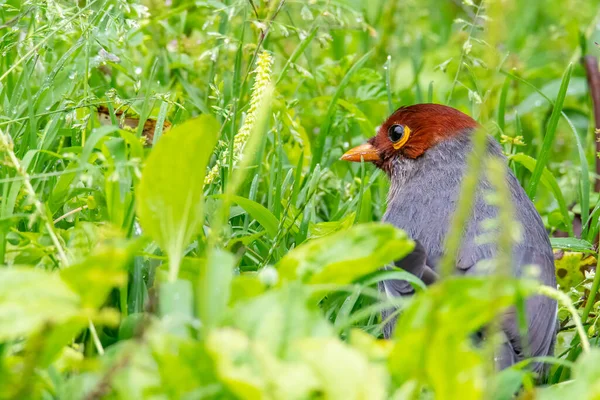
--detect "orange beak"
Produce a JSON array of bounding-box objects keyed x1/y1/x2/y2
[{"x1": 340, "y1": 142, "x2": 381, "y2": 162}]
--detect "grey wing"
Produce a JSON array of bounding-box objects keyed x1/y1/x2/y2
[
  {"x1": 500, "y1": 246, "x2": 557, "y2": 373},
  {"x1": 460, "y1": 244, "x2": 558, "y2": 372},
  {"x1": 380, "y1": 240, "x2": 438, "y2": 338}
]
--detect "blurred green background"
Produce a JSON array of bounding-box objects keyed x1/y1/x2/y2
[{"x1": 1, "y1": 0, "x2": 600, "y2": 398}]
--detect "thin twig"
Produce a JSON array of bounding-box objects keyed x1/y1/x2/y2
[
  {"x1": 241, "y1": 0, "x2": 286, "y2": 88},
  {"x1": 582, "y1": 55, "x2": 600, "y2": 192},
  {"x1": 582, "y1": 253, "x2": 600, "y2": 324},
  {"x1": 53, "y1": 205, "x2": 89, "y2": 224},
  {"x1": 446, "y1": 0, "x2": 485, "y2": 104},
  {"x1": 88, "y1": 319, "x2": 104, "y2": 356},
  {"x1": 539, "y1": 286, "x2": 591, "y2": 354},
  {"x1": 247, "y1": 0, "x2": 259, "y2": 19},
  {"x1": 0, "y1": 7, "x2": 33, "y2": 30}
]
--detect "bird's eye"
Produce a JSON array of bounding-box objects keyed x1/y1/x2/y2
[
  {"x1": 388, "y1": 124, "x2": 404, "y2": 142},
  {"x1": 387, "y1": 124, "x2": 411, "y2": 149}
]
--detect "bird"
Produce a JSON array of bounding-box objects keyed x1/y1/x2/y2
[{"x1": 340, "y1": 103, "x2": 557, "y2": 373}]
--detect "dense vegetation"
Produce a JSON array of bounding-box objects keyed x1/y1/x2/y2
[{"x1": 1, "y1": 0, "x2": 600, "y2": 398}]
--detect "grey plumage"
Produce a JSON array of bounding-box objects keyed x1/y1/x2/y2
[{"x1": 381, "y1": 129, "x2": 557, "y2": 372}]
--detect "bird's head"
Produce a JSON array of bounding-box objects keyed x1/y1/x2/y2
[{"x1": 341, "y1": 104, "x2": 478, "y2": 174}]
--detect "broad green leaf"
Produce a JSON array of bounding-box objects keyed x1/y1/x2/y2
[
  {"x1": 229, "y1": 274, "x2": 266, "y2": 305},
  {"x1": 206, "y1": 328, "x2": 320, "y2": 400},
  {"x1": 206, "y1": 326, "x2": 388, "y2": 400},
  {"x1": 277, "y1": 222, "x2": 414, "y2": 286},
  {"x1": 159, "y1": 279, "x2": 195, "y2": 336},
  {"x1": 296, "y1": 337, "x2": 388, "y2": 400},
  {"x1": 35, "y1": 315, "x2": 90, "y2": 368},
  {"x1": 231, "y1": 284, "x2": 332, "y2": 354},
  {"x1": 490, "y1": 369, "x2": 528, "y2": 400},
  {"x1": 198, "y1": 249, "x2": 235, "y2": 330},
  {"x1": 152, "y1": 335, "x2": 221, "y2": 398},
  {"x1": 308, "y1": 212, "x2": 355, "y2": 239},
  {"x1": 60, "y1": 242, "x2": 134, "y2": 308},
  {"x1": 61, "y1": 340, "x2": 161, "y2": 400},
  {"x1": 0, "y1": 268, "x2": 80, "y2": 340},
  {"x1": 554, "y1": 250, "x2": 596, "y2": 291},
  {"x1": 348, "y1": 328, "x2": 393, "y2": 361},
  {"x1": 136, "y1": 115, "x2": 219, "y2": 281},
  {"x1": 389, "y1": 277, "x2": 537, "y2": 400}
]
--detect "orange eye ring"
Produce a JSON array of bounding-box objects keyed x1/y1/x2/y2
[{"x1": 391, "y1": 125, "x2": 411, "y2": 149}]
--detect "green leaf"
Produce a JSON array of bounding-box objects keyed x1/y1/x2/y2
[
  {"x1": 516, "y1": 77, "x2": 586, "y2": 115},
  {"x1": 389, "y1": 276, "x2": 537, "y2": 400},
  {"x1": 509, "y1": 153, "x2": 572, "y2": 235},
  {"x1": 79, "y1": 125, "x2": 121, "y2": 165},
  {"x1": 336, "y1": 99, "x2": 377, "y2": 135},
  {"x1": 362, "y1": 270, "x2": 427, "y2": 292},
  {"x1": 60, "y1": 242, "x2": 135, "y2": 308},
  {"x1": 198, "y1": 249, "x2": 236, "y2": 330},
  {"x1": 118, "y1": 313, "x2": 145, "y2": 340},
  {"x1": 490, "y1": 368, "x2": 528, "y2": 400},
  {"x1": 206, "y1": 327, "x2": 319, "y2": 400},
  {"x1": 276, "y1": 25, "x2": 318, "y2": 85},
  {"x1": 536, "y1": 349, "x2": 600, "y2": 399},
  {"x1": 551, "y1": 237, "x2": 595, "y2": 252},
  {"x1": 229, "y1": 275, "x2": 266, "y2": 305},
  {"x1": 211, "y1": 285, "x2": 388, "y2": 400},
  {"x1": 277, "y1": 222, "x2": 414, "y2": 286},
  {"x1": 311, "y1": 50, "x2": 373, "y2": 170},
  {"x1": 526, "y1": 63, "x2": 572, "y2": 198},
  {"x1": 218, "y1": 195, "x2": 280, "y2": 238},
  {"x1": 0, "y1": 268, "x2": 80, "y2": 340},
  {"x1": 562, "y1": 114, "x2": 590, "y2": 238},
  {"x1": 231, "y1": 284, "x2": 332, "y2": 353},
  {"x1": 554, "y1": 250, "x2": 596, "y2": 291},
  {"x1": 308, "y1": 212, "x2": 355, "y2": 240},
  {"x1": 136, "y1": 115, "x2": 219, "y2": 281},
  {"x1": 296, "y1": 337, "x2": 388, "y2": 399},
  {"x1": 159, "y1": 279, "x2": 195, "y2": 336},
  {"x1": 35, "y1": 316, "x2": 88, "y2": 368},
  {"x1": 152, "y1": 335, "x2": 221, "y2": 398}
]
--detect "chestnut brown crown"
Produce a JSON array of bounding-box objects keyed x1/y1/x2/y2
[{"x1": 341, "y1": 103, "x2": 478, "y2": 164}]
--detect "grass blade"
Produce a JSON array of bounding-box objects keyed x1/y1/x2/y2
[
  {"x1": 311, "y1": 50, "x2": 373, "y2": 171},
  {"x1": 509, "y1": 153, "x2": 573, "y2": 236},
  {"x1": 526, "y1": 63, "x2": 573, "y2": 199}
]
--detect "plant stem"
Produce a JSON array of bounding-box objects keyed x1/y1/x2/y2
[
  {"x1": 0, "y1": 129, "x2": 68, "y2": 266},
  {"x1": 582, "y1": 55, "x2": 600, "y2": 193},
  {"x1": 446, "y1": 0, "x2": 485, "y2": 104},
  {"x1": 539, "y1": 286, "x2": 590, "y2": 353},
  {"x1": 582, "y1": 254, "x2": 600, "y2": 324},
  {"x1": 439, "y1": 125, "x2": 488, "y2": 278}
]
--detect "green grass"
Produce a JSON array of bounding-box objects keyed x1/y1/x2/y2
[{"x1": 1, "y1": 0, "x2": 600, "y2": 398}]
